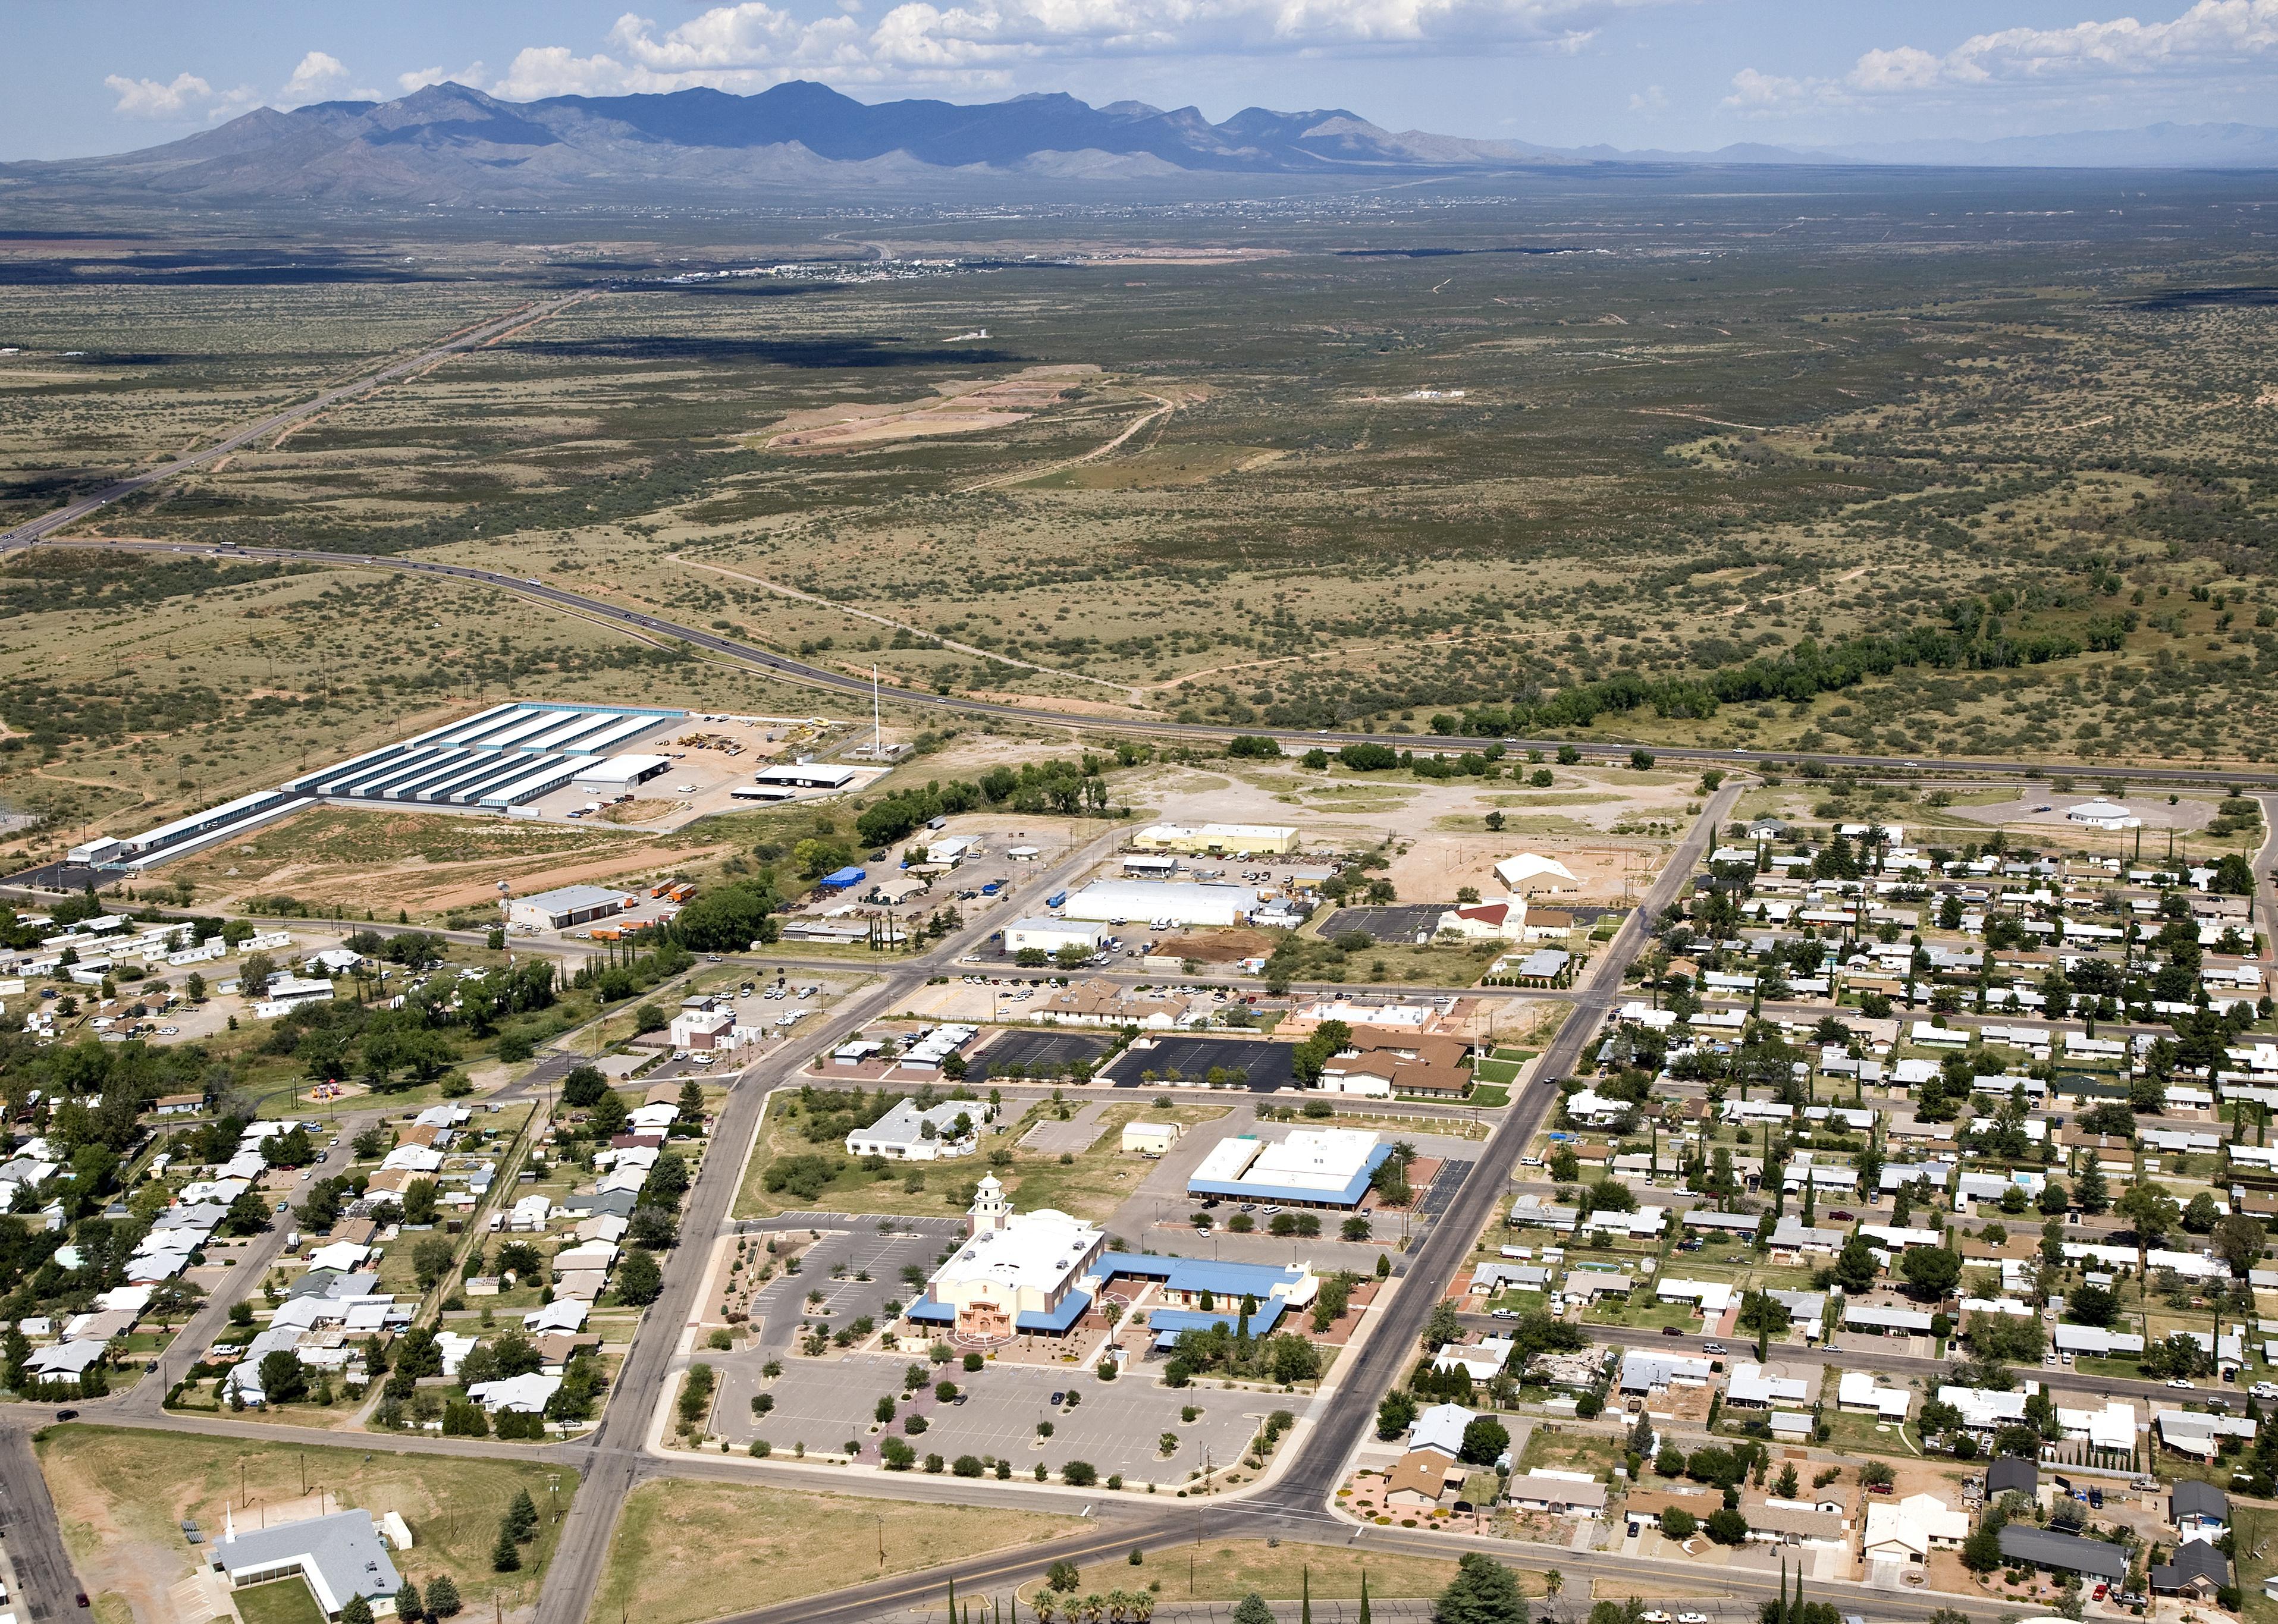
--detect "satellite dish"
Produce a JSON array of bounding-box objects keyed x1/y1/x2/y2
[{"x1": 497, "y1": 881, "x2": 512, "y2": 896}]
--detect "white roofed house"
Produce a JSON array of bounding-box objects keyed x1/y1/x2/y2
[
  {"x1": 1837, "y1": 1371, "x2": 1911, "y2": 1420},
  {"x1": 211, "y1": 1507, "x2": 403, "y2": 1620},
  {"x1": 1725, "y1": 1362, "x2": 1811, "y2": 1409},
  {"x1": 1408, "y1": 1402, "x2": 1477, "y2": 1459}
]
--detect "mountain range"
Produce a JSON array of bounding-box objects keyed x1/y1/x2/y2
[{"x1": 6, "y1": 81, "x2": 2276, "y2": 206}]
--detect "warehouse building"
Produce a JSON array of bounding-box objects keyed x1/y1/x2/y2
[
  {"x1": 507, "y1": 884, "x2": 634, "y2": 932},
  {"x1": 1186, "y1": 1127, "x2": 1392, "y2": 1209},
  {"x1": 1130, "y1": 824, "x2": 1298, "y2": 856},
  {"x1": 1059, "y1": 880, "x2": 1260, "y2": 928},
  {"x1": 573, "y1": 753, "x2": 672, "y2": 796},
  {"x1": 66, "y1": 700, "x2": 685, "y2": 874},
  {"x1": 755, "y1": 761, "x2": 859, "y2": 791}
]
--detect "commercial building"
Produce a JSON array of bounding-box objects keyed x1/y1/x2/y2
[
  {"x1": 1185, "y1": 1127, "x2": 1392, "y2": 1209},
  {"x1": 903, "y1": 1177, "x2": 1105, "y2": 1340},
  {"x1": 1128, "y1": 824, "x2": 1299, "y2": 856},
  {"x1": 1003, "y1": 919, "x2": 1104, "y2": 956},
  {"x1": 845, "y1": 1098, "x2": 993, "y2": 1161},
  {"x1": 1096, "y1": 1253, "x2": 1314, "y2": 1346},
  {"x1": 211, "y1": 1508, "x2": 404, "y2": 1619},
  {"x1": 1122, "y1": 1120, "x2": 1181, "y2": 1156},
  {"x1": 755, "y1": 761, "x2": 859, "y2": 791},
  {"x1": 1316, "y1": 1031, "x2": 1473, "y2": 1099},
  {"x1": 1059, "y1": 880, "x2": 1260, "y2": 928},
  {"x1": 573, "y1": 753, "x2": 672, "y2": 795},
  {"x1": 1495, "y1": 852, "x2": 1577, "y2": 893},
  {"x1": 507, "y1": 884, "x2": 632, "y2": 932}
]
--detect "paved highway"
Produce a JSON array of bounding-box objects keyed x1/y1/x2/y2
[
  {"x1": 10, "y1": 538, "x2": 2277, "y2": 794},
  {"x1": 0, "y1": 297, "x2": 588, "y2": 553}
]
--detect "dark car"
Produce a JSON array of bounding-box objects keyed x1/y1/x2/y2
[
  {"x1": 1661, "y1": 1325, "x2": 1683, "y2": 1337},
  {"x1": 77, "y1": 1594, "x2": 90, "y2": 1609},
  {"x1": 54, "y1": 1408, "x2": 79, "y2": 1421},
  {"x1": 1050, "y1": 1390, "x2": 1066, "y2": 1405}
]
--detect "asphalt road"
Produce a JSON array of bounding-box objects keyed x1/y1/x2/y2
[
  {"x1": 0, "y1": 1428, "x2": 85, "y2": 1622},
  {"x1": 11, "y1": 538, "x2": 2278, "y2": 794},
  {"x1": 0, "y1": 296, "x2": 589, "y2": 553}
]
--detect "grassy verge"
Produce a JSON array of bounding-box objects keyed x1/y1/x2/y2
[
  {"x1": 1466, "y1": 1085, "x2": 1511, "y2": 1108},
  {"x1": 587, "y1": 1479, "x2": 1082, "y2": 1624},
  {"x1": 37, "y1": 1425, "x2": 577, "y2": 1613}
]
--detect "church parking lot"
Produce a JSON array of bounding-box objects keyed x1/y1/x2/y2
[{"x1": 714, "y1": 1352, "x2": 1271, "y2": 1485}]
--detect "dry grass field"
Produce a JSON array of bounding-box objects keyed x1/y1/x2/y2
[
  {"x1": 587, "y1": 1478, "x2": 1080, "y2": 1624},
  {"x1": 6, "y1": 173, "x2": 2278, "y2": 868}
]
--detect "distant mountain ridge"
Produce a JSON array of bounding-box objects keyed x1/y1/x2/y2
[{"x1": 6, "y1": 83, "x2": 2275, "y2": 205}]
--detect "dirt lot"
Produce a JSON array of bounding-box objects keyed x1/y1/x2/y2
[{"x1": 760, "y1": 365, "x2": 1101, "y2": 450}]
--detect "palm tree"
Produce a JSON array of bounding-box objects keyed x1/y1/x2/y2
[
  {"x1": 1128, "y1": 1591, "x2": 1155, "y2": 1622},
  {"x1": 1031, "y1": 1594, "x2": 1058, "y2": 1623},
  {"x1": 1545, "y1": 1570, "x2": 1564, "y2": 1618},
  {"x1": 1080, "y1": 1593, "x2": 1107, "y2": 1623}
]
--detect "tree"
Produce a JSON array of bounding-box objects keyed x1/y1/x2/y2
[
  {"x1": 340, "y1": 1599, "x2": 373, "y2": 1624},
  {"x1": 587, "y1": 1089, "x2": 630, "y2": 1139},
  {"x1": 2183, "y1": 1192, "x2": 2221, "y2": 1234},
  {"x1": 2066, "y1": 1284, "x2": 2119, "y2": 1327},
  {"x1": 2116, "y1": 1181, "x2": 2180, "y2": 1277},
  {"x1": 1459, "y1": 1416, "x2": 1511, "y2": 1466},
  {"x1": 633, "y1": 1002, "x2": 668, "y2": 1035},
  {"x1": 393, "y1": 1581, "x2": 422, "y2": 1621},
  {"x1": 616, "y1": 1247, "x2": 663, "y2": 1305},
  {"x1": 425, "y1": 1576, "x2": 462, "y2": 1617},
  {"x1": 1433, "y1": 1551, "x2": 1527, "y2": 1624},
  {"x1": 1233, "y1": 1596, "x2": 1278, "y2": 1624},
  {"x1": 1661, "y1": 1508, "x2": 1699, "y2": 1540},
  {"x1": 1960, "y1": 1513, "x2": 2007, "y2": 1573},
  {"x1": 506, "y1": 1488, "x2": 538, "y2": 1541},
  {"x1": 1704, "y1": 1508, "x2": 1750, "y2": 1546},
  {"x1": 2075, "y1": 1161, "x2": 2110, "y2": 1215},
  {"x1": 1834, "y1": 1235, "x2": 1878, "y2": 1294},
  {"x1": 562, "y1": 1065, "x2": 608, "y2": 1108},
  {"x1": 2214, "y1": 1214, "x2": 2267, "y2": 1277},
  {"x1": 1899, "y1": 1246, "x2": 1962, "y2": 1302},
  {"x1": 258, "y1": 1350, "x2": 308, "y2": 1405},
  {"x1": 1376, "y1": 1391, "x2": 1417, "y2": 1439},
  {"x1": 1424, "y1": 1301, "x2": 1463, "y2": 1349},
  {"x1": 491, "y1": 1523, "x2": 522, "y2": 1572}
]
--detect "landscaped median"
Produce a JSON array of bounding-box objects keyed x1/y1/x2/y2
[{"x1": 584, "y1": 1478, "x2": 1084, "y2": 1624}]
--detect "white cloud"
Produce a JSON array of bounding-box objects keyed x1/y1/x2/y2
[
  {"x1": 105, "y1": 71, "x2": 218, "y2": 119},
  {"x1": 1863, "y1": 0, "x2": 2278, "y2": 90},
  {"x1": 279, "y1": 50, "x2": 350, "y2": 104},
  {"x1": 399, "y1": 62, "x2": 489, "y2": 94},
  {"x1": 492, "y1": 0, "x2": 1671, "y2": 97},
  {"x1": 1627, "y1": 81, "x2": 1665, "y2": 110},
  {"x1": 104, "y1": 70, "x2": 263, "y2": 122}
]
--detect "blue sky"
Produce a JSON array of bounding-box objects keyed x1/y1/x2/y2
[{"x1": 11, "y1": 0, "x2": 2278, "y2": 159}]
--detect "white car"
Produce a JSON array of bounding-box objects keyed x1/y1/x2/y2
[
  {"x1": 2168, "y1": 1378, "x2": 2196, "y2": 1389},
  {"x1": 1643, "y1": 1613, "x2": 1672, "y2": 1622},
  {"x1": 676, "y1": 784, "x2": 697, "y2": 793},
  {"x1": 1678, "y1": 1613, "x2": 1709, "y2": 1622}
]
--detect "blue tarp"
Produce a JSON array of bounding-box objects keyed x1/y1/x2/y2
[{"x1": 819, "y1": 866, "x2": 867, "y2": 891}]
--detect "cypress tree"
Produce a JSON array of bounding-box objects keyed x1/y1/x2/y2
[
  {"x1": 1357, "y1": 1571, "x2": 1372, "y2": 1624},
  {"x1": 1301, "y1": 1566, "x2": 1311, "y2": 1624}
]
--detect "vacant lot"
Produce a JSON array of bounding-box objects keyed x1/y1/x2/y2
[
  {"x1": 37, "y1": 1425, "x2": 578, "y2": 1624},
  {"x1": 587, "y1": 1478, "x2": 1081, "y2": 1624}
]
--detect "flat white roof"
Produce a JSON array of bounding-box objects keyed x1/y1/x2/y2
[
  {"x1": 756, "y1": 762, "x2": 858, "y2": 786},
  {"x1": 933, "y1": 1209, "x2": 1102, "y2": 1297},
  {"x1": 1193, "y1": 1127, "x2": 1380, "y2": 1193},
  {"x1": 576, "y1": 752, "x2": 670, "y2": 783}
]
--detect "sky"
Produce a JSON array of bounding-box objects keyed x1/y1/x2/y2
[{"x1": 10, "y1": 0, "x2": 2278, "y2": 160}]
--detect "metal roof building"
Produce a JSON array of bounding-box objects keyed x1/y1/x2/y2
[{"x1": 212, "y1": 1509, "x2": 403, "y2": 1619}]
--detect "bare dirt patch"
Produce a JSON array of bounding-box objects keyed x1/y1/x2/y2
[{"x1": 760, "y1": 365, "x2": 1100, "y2": 451}]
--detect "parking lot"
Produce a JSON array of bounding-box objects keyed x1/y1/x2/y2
[
  {"x1": 1100, "y1": 1035, "x2": 1294, "y2": 1093},
  {"x1": 715, "y1": 1346, "x2": 1270, "y2": 1484},
  {"x1": 735, "y1": 1221, "x2": 959, "y2": 1357},
  {"x1": 1316, "y1": 904, "x2": 1451, "y2": 944},
  {"x1": 972, "y1": 1029, "x2": 1112, "y2": 1080}
]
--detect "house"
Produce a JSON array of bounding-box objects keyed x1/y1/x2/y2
[
  {"x1": 1725, "y1": 1363, "x2": 1811, "y2": 1409},
  {"x1": 845, "y1": 1098, "x2": 993, "y2": 1161},
  {"x1": 1985, "y1": 1456, "x2": 2038, "y2": 1499},
  {"x1": 1818, "y1": 1367, "x2": 1904, "y2": 1421},
  {"x1": 2172, "y1": 1481, "x2": 2229, "y2": 1540},
  {"x1": 2152, "y1": 1541, "x2": 2233, "y2": 1601},
  {"x1": 1863, "y1": 1496, "x2": 1966, "y2": 1569},
  {"x1": 1620, "y1": 1487, "x2": 1720, "y2": 1533},
  {"x1": 1998, "y1": 1526, "x2": 2129, "y2": 1585},
  {"x1": 1743, "y1": 1504, "x2": 1847, "y2": 1548},
  {"x1": 1507, "y1": 1471, "x2": 1608, "y2": 1518},
  {"x1": 1384, "y1": 1449, "x2": 1457, "y2": 1513},
  {"x1": 2157, "y1": 1409, "x2": 2258, "y2": 1459},
  {"x1": 467, "y1": 1372, "x2": 561, "y2": 1413},
  {"x1": 1618, "y1": 1350, "x2": 1713, "y2": 1393},
  {"x1": 210, "y1": 1508, "x2": 403, "y2": 1620},
  {"x1": 1409, "y1": 1402, "x2": 1476, "y2": 1459},
  {"x1": 1121, "y1": 1120, "x2": 1182, "y2": 1156}
]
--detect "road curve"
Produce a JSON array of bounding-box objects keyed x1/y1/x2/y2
[{"x1": 11, "y1": 538, "x2": 2277, "y2": 791}]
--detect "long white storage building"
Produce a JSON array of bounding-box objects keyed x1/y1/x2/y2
[{"x1": 1058, "y1": 881, "x2": 1260, "y2": 928}]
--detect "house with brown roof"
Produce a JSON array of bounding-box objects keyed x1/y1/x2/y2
[
  {"x1": 1384, "y1": 1450, "x2": 1458, "y2": 1512},
  {"x1": 1618, "y1": 1487, "x2": 1718, "y2": 1531},
  {"x1": 1743, "y1": 1502, "x2": 1849, "y2": 1548},
  {"x1": 1318, "y1": 1029, "x2": 1475, "y2": 1100}
]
